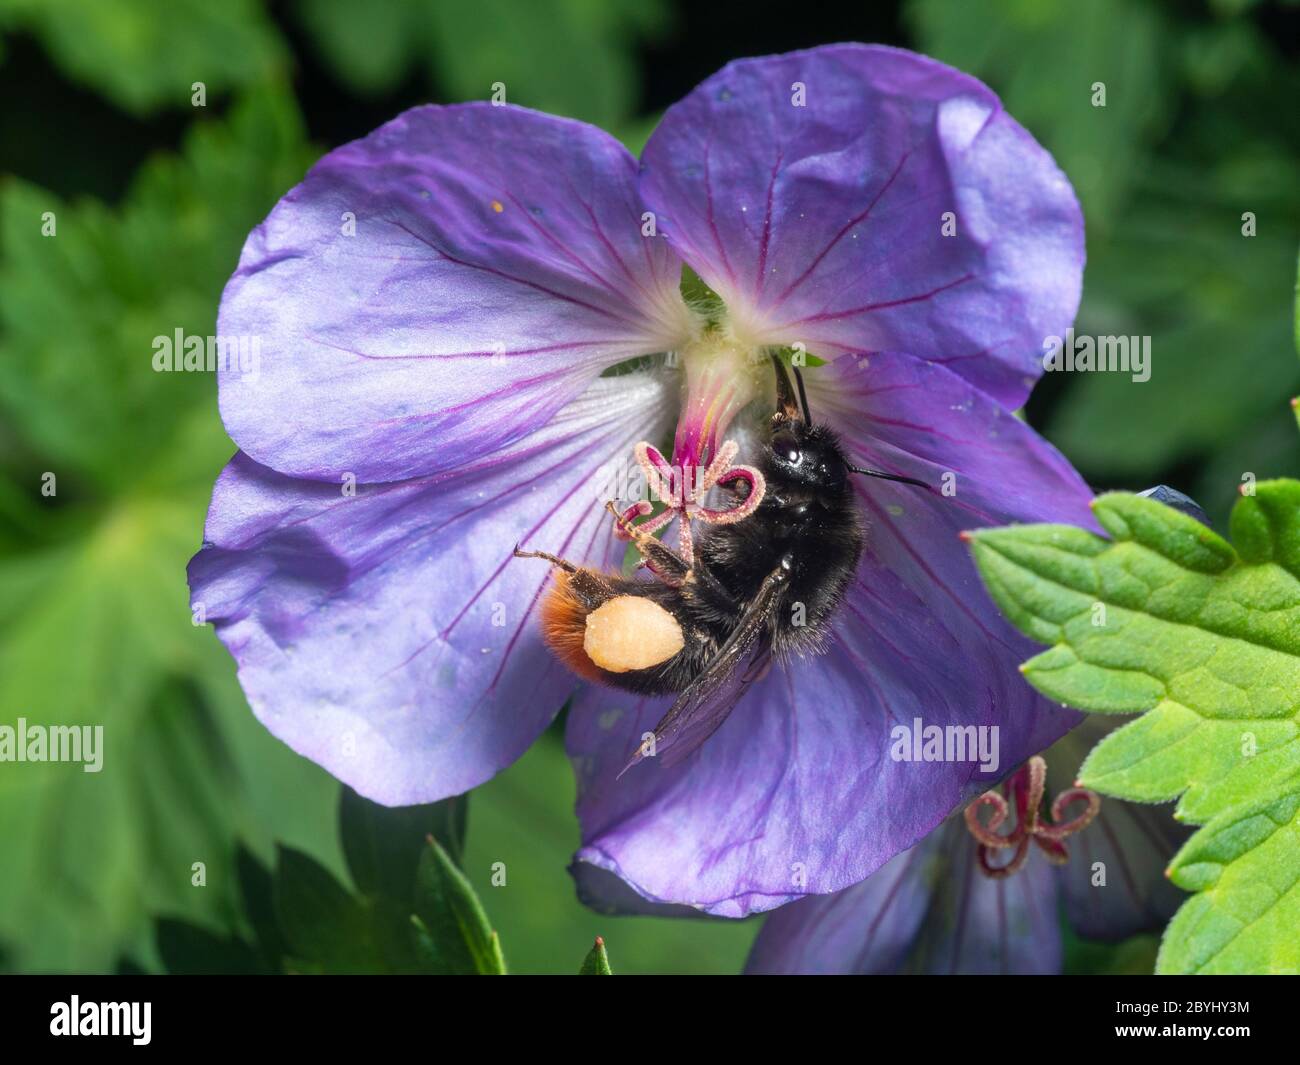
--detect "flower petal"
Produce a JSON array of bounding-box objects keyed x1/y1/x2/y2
[
  {"x1": 1042, "y1": 717, "x2": 1191, "y2": 941},
  {"x1": 639, "y1": 44, "x2": 1083, "y2": 408},
  {"x1": 745, "y1": 819, "x2": 1062, "y2": 974},
  {"x1": 567, "y1": 568, "x2": 1076, "y2": 918},
  {"x1": 817, "y1": 351, "x2": 1099, "y2": 790},
  {"x1": 814, "y1": 349, "x2": 1097, "y2": 534},
  {"x1": 1061, "y1": 797, "x2": 1188, "y2": 941},
  {"x1": 219, "y1": 103, "x2": 690, "y2": 483},
  {"x1": 189, "y1": 372, "x2": 673, "y2": 804},
  {"x1": 568, "y1": 352, "x2": 1092, "y2": 917}
]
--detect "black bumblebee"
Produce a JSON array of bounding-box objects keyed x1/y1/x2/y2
[{"x1": 515, "y1": 355, "x2": 928, "y2": 769}]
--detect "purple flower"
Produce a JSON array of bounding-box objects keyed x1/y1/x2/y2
[
  {"x1": 746, "y1": 717, "x2": 1191, "y2": 974},
  {"x1": 189, "y1": 43, "x2": 1093, "y2": 917}
]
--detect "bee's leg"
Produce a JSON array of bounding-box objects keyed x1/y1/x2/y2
[
  {"x1": 514, "y1": 547, "x2": 616, "y2": 606},
  {"x1": 604, "y1": 501, "x2": 693, "y2": 584},
  {"x1": 512, "y1": 546, "x2": 577, "y2": 573}
]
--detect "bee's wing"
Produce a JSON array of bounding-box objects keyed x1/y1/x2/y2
[{"x1": 624, "y1": 563, "x2": 787, "y2": 773}]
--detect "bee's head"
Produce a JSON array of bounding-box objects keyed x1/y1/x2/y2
[
  {"x1": 768, "y1": 419, "x2": 852, "y2": 492},
  {"x1": 768, "y1": 354, "x2": 931, "y2": 494},
  {"x1": 768, "y1": 356, "x2": 852, "y2": 492}
]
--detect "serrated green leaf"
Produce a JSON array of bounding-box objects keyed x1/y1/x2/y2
[
  {"x1": 411, "y1": 837, "x2": 505, "y2": 975},
  {"x1": 968, "y1": 484, "x2": 1300, "y2": 974},
  {"x1": 1157, "y1": 779, "x2": 1300, "y2": 974},
  {"x1": 967, "y1": 485, "x2": 1300, "y2": 823},
  {"x1": 579, "y1": 936, "x2": 612, "y2": 975}
]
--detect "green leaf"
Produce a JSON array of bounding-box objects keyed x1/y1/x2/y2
[
  {"x1": 411, "y1": 837, "x2": 506, "y2": 975},
  {"x1": 155, "y1": 918, "x2": 266, "y2": 975},
  {"x1": 337, "y1": 788, "x2": 474, "y2": 974},
  {"x1": 0, "y1": 0, "x2": 287, "y2": 113},
  {"x1": 0, "y1": 676, "x2": 245, "y2": 970},
  {"x1": 1157, "y1": 778, "x2": 1300, "y2": 974},
  {"x1": 273, "y1": 845, "x2": 380, "y2": 974},
  {"x1": 0, "y1": 90, "x2": 315, "y2": 488},
  {"x1": 339, "y1": 786, "x2": 468, "y2": 901},
  {"x1": 967, "y1": 484, "x2": 1300, "y2": 973},
  {"x1": 968, "y1": 486, "x2": 1300, "y2": 823},
  {"x1": 908, "y1": 0, "x2": 1170, "y2": 222},
  {"x1": 579, "y1": 936, "x2": 612, "y2": 975},
  {"x1": 0, "y1": 90, "x2": 331, "y2": 972},
  {"x1": 461, "y1": 732, "x2": 760, "y2": 974},
  {"x1": 235, "y1": 845, "x2": 288, "y2": 970}
]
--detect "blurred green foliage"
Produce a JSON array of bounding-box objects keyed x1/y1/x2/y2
[
  {"x1": 293, "y1": 0, "x2": 670, "y2": 128},
  {"x1": 909, "y1": 0, "x2": 1300, "y2": 519},
  {"x1": 0, "y1": 0, "x2": 1295, "y2": 974},
  {"x1": 0, "y1": 0, "x2": 286, "y2": 113}
]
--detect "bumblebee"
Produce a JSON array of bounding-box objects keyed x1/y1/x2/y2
[{"x1": 515, "y1": 355, "x2": 927, "y2": 768}]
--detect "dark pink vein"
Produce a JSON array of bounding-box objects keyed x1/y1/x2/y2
[
  {"x1": 782, "y1": 273, "x2": 975, "y2": 330},
  {"x1": 755, "y1": 148, "x2": 784, "y2": 296},
  {"x1": 702, "y1": 139, "x2": 737, "y2": 286},
  {"x1": 383, "y1": 216, "x2": 641, "y2": 329},
  {"x1": 856, "y1": 489, "x2": 1013, "y2": 653},
  {"x1": 775, "y1": 150, "x2": 912, "y2": 304}
]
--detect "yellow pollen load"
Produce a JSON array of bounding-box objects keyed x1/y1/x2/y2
[
  {"x1": 583, "y1": 596, "x2": 684, "y2": 673},
  {"x1": 490, "y1": 200, "x2": 504, "y2": 213}
]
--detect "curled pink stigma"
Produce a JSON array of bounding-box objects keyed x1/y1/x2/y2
[
  {"x1": 614, "y1": 438, "x2": 765, "y2": 568},
  {"x1": 963, "y1": 755, "x2": 1101, "y2": 879}
]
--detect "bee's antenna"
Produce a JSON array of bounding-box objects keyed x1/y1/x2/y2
[
  {"x1": 791, "y1": 365, "x2": 812, "y2": 423},
  {"x1": 847, "y1": 464, "x2": 931, "y2": 490}
]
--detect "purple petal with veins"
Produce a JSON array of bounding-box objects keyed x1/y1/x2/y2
[
  {"x1": 190, "y1": 374, "x2": 672, "y2": 804},
  {"x1": 746, "y1": 817, "x2": 1062, "y2": 974},
  {"x1": 639, "y1": 44, "x2": 1083, "y2": 409},
  {"x1": 746, "y1": 716, "x2": 1188, "y2": 973},
  {"x1": 1044, "y1": 717, "x2": 1192, "y2": 941},
  {"x1": 218, "y1": 103, "x2": 691, "y2": 483}
]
